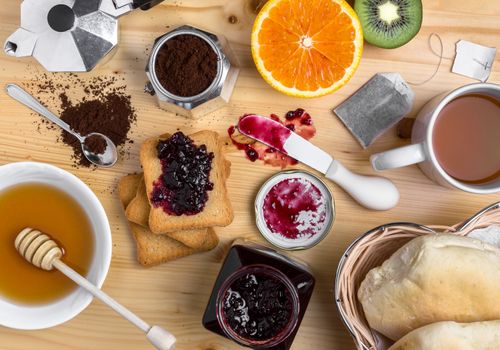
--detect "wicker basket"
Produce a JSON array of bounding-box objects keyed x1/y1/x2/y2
[{"x1": 334, "y1": 201, "x2": 500, "y2": 350}]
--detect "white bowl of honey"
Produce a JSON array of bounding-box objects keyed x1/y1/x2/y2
[{"x1": 0, "y1": 162, "x2": 112, "y2": 330}]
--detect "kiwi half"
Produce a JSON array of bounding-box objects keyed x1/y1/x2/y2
[{"x1": 355, "y1": 0, "x2": 423, "y2": 49}]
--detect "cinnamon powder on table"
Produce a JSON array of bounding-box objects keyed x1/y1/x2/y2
[{"x1": 155, "y1": 34, "x2": 218, "y2": 97}]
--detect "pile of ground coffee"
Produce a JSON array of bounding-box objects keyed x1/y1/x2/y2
[
  {"x1": 155, "y1": 34, "x2": 218, "y2": 97},
  {"x1": 60, "y1": 93, "x2": 135, "y2": 167},
  {"x1": 25, "y1": 73, "x2": 136, "y2": 167}
]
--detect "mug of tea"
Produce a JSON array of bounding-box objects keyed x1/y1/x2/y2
[{"x1": 370, "y1": 83, "x2": 500, "y2": 194}]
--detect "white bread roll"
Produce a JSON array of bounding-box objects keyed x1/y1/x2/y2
[
  {"x1": 388, "y1": 320, "x2": 500, "y2": 350},
  {"x1": 358, "y1": 234, "x2": 500, "y2": 340}
]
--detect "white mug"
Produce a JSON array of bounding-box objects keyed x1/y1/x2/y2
[{"x1": 370, "y1": 83, "x2": 500, "y2": 194}]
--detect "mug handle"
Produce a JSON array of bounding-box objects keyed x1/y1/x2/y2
[{"x1": 370, "y1": 143, "x2": 427, "y2": 171}]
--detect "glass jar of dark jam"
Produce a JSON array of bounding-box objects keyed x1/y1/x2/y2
[{"x1": 203, "y1": 243, "x2": 315, "y2": 350}]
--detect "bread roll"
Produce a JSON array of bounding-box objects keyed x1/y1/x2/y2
[
  {"x1": 358, "y1": 234, "x2": 500, "y2": 340},
  {"x1": 388, "y1": 320, "x2": 500, "y2": 350}
]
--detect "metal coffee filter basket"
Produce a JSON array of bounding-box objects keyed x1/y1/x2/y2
[
  {"x1": 334, "y1": 201, "x2": 500, "y2": 350},
  {"x1": 146, "y1": 25, "x2": 239, "y2": 119}
]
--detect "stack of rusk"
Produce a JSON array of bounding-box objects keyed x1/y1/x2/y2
[{"x1": 118, "y1": 131, "x2": 233, "y2": 267}]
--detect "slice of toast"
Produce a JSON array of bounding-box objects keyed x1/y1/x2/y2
[
  {"x1": 141, "y1": 131, "x2": 234, "y2": 234},
  {"x1": 118, "y1": 175, "x2": 219, "y2": 267},
  {"x1": 125, "y1": 174, "x2": 210, "y2": 249},
  {"x1": 126, "y1": 161, "x2": 231, "y2": 229},
  {"x1": 118, "y1": 174, "x2": 143, "y2": 207},
  {"x1": 125, "y1": 175, "x2": 149, "y2": 227},
  {"x1": 129, "y1": 224, "x2": 218, "y2": 267},
  {"x1": 130, "y1": 223, "x2": 194, "y2": 266}
]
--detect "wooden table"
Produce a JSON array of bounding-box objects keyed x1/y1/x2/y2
[{"x1": 0, "y1": 1, "x2": 499, "y2": 349}]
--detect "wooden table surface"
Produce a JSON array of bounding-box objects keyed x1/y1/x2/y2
[{"x1": 0, "y1": 1, "x2": 499, "y2": 349}]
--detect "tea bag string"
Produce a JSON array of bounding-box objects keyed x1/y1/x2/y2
[
  {"x1": 429, "y1": 33, "x2": 455, "y2": 60},
  {"x1": 406, "y1": 33, "x2": 453, "y2": 86}
]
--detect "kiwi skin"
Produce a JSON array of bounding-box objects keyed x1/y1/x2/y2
[{"x1": 355, "y1": 0, "x2": 423, "y2": 49}]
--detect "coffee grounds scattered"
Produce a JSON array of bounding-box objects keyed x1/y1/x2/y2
[
  {"x1": 84, "y1": 134, "x2": 107, "y2": 155},
  {"x1": 155, "y1": 34, "x2": 218, "y2": 97},
  {"x1": 24, "y1": 73, "x2": 136, "y2": 168},
  {"x1": 25, "y1": 73, "x2": 124, "y2": 103},
  {"x1": 61, "y1": 93, "x2": 135, "y2": 167}
]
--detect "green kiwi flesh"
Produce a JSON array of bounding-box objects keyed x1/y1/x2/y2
[{"x1": 355, "y1": 0, "x2": 423, "y2": 49}]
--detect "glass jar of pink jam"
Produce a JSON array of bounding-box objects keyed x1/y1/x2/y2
[{"x1": 255, "y1": 170, "x2": 335, "y2": 250}]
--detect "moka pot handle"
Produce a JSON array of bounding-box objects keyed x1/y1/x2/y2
[{"x1": 132, "y1": 0, "x2": 164, "y2": 10}]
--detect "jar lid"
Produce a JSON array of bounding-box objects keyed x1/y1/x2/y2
[{"x1": 255, "y1": 170, "x2": 335, "y2": 250}]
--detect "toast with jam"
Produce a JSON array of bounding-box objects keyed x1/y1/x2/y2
[
  {"x1": 125, "y1": 174, "x2": 210, "y2": 249},
  {"x1": 140, "y1": 131, "x2": 233, "y2": 234},
  {"x1": 118, "y1": 174, "x2": 219, "y2": 267}
]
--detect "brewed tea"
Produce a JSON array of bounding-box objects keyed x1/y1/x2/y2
[
  {"x1": 433, "y1": 93, "x2": 500, "y2": 184},
  {"x1": 0, "y1": 183, "x2": 94, "y2": 304}
]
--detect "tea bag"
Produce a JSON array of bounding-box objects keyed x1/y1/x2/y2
[
  {"x1": 452, "y1": 40, "x2": 496, "y2": 82},
  {"x1": 333, "y1": 73, "x2": 415, "y2": 149}
]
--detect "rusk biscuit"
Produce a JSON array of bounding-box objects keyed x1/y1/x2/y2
[
  {"x1": 125, "y1": 173, "x2": 210, "y2": 249},
  {"x1": 126, "y1": 160, "x2": 231, "y2": 228},
  {"x1": 125, "y1": 175, "x2": 149, "y2": 227},
  {"x1": 118, "y1": 175, "x2": 220, "y2": 267},
  {"x1": 118, "y1": 174, "x2": 142, "y2": 206},
  {"x1": 141, "y1": 130, "x2": 234, "y2": 234},
  {"x1": 129, "y1": 224, "x2": 218, "y2": 267},
  {"x1": 130, "y1": 223, "x2": 195, "y2": 266}
]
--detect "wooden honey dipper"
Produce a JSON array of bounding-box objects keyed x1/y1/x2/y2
[{"x1": 15, "y1": 228, "x2": 176, "y2": 350}]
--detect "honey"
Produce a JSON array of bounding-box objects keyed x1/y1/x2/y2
[{"x1": 0, "y1": 183, "x2": 94, "y2": 305}]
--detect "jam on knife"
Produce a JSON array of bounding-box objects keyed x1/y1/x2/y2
[
  {"x1": 237, "y1": 114, "x2": 400, "y2": 211},
  {"x1": 238, "y1": 114, "x2": 292, "y2": 152}
]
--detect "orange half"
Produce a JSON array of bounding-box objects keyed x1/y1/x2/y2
[{"x1": 252, "y1": 0, "x2": 363, "y2": 98}]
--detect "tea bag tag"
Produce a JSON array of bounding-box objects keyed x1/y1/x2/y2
[
  {"x1": 333, "y1": 73, "x2": 415, "y2": 149},
  {"x1": 452, "y1": 40, "x2": 496, "y2": 82}
]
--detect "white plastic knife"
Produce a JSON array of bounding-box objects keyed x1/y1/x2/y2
[{"x1": 238, "y1": 114, "x2": 399, "y2": 211}]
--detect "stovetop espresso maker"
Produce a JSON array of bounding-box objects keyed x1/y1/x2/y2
[{"x1": 5, "y1": 0, "x2": 163, "y2": 72}]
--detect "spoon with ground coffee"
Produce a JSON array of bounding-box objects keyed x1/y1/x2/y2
[{"x1": 5, "y1": 84, "x2": 118, "y2": 167}]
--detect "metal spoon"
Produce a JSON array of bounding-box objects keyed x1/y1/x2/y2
[{"x1": 5, "y1": 84, "x2": 118, "y2": 167}]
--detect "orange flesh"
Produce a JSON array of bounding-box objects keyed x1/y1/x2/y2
[{"x1": 256, "y1": 0, "x2": 360, "y2": 92}]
